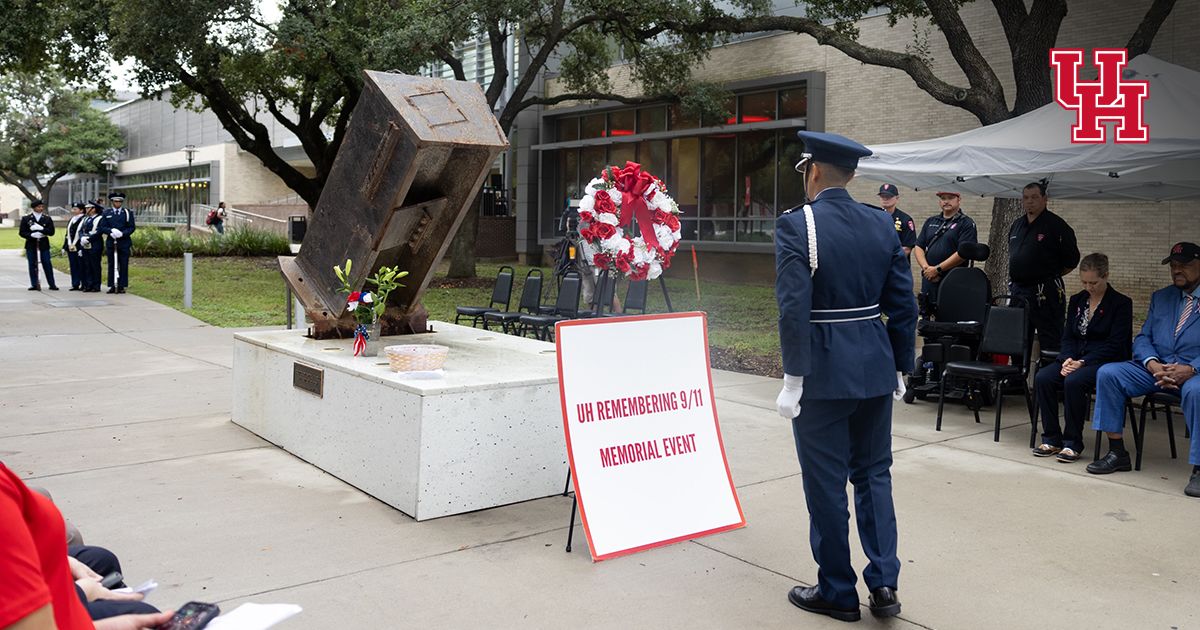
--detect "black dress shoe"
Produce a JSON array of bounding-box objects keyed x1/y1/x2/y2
[
  {"x1": 116, "y1": 287, "x2": 126, "y2": 294},
  {"x1": 1186, "y1": 471, "x2": 1200, "y2": 498},
  {"x1": 868, "y1": 587, "x2": 901, "y2": 618},
  {"x1": 69, "y1": 287, "x2": 80, "y2": 291},
  {"x1": 106, "y1": 288, "x2": 116, "y2": 294},
  {"x1": 1086, "y1": 450, "x2": 1132, "y2": 475},
  {"x1": 28, "y1": 286, "x2": 39, "y2": 291},
  {"x1": 48, "y1": 286, "x2": 58, "y2": 290},
  {"x1": 787, "y1": 586, "x2": 860, "y2": 622}
]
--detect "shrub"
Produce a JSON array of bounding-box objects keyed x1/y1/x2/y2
[{"x1": 131, "y1": 226, "x2": 290, "y2": 257}]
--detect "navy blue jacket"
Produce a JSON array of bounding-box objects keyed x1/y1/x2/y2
[
  {"x1": 18, "y1": 213, "x2": 55, "y2": 251},
  {"x1": 1057, "y1": 287, "x2": 1132, "y2": 364},
  {"x1": 776, "y1": 188, "x2": 918, "y2": 400},
  {"x1": 80, "y1": 214, "x2": 108, "y2": 252},
  {"x1": 104, "y1": 206, "x2": 136, "y2": 240}
]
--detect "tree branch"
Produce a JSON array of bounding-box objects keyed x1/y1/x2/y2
[
  {"x1": 990, "y1": 0, "x2": 1028, "y2": 57},
  {"x1": 1126, "y1": 0, "x2": 1178, "y2": 57},
  {"x1": 1009, "y1": 0, "x2": 1067, "y2": 116},
  {"x1": 435, "y1": 45, "x2": 467, "y2": 82},
  {"x1": 922, "y1": 0, "x2": 1006, "y2": 112},
  {"x1": 483, "y1": 20, "x2": 509, "y2": 107}
]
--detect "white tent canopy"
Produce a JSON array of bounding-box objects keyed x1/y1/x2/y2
[{"x1": 856, "y1": 55, "x2": 1200, "y2": 201}]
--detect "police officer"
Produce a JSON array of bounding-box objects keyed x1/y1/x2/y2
[
  {"x1": 103, "y1": 192, "x2": 136, "y2": 294},
  {"x1": 63, "y1": 201, "x2": 87, "y2": 290},
  {"x1": 877, "y1": 183, "x2": 916, "y2": 257},
  {"x1": 80, "y1": 201, "x2": 107, "y2": 293},
  {"x1": 18, "y1": 200, "x2": 59, "y2": 291},
  {"x1": 775, "y1": 131, "x2": 917, "y2": 622},
  {"x1": 912, "y1": 191, "x2": 978, "y2": 316},
  {"x1": 1008, "y1": 181, "x2": 1080, "y2": 352}
]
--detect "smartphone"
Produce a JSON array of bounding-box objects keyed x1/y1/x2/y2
[
  {"x1": 156, "y1": 601, "x2": 220, "y2": 630},
  {"x1": 100, "y1": 572, "x2": 123, "y2": 589}
]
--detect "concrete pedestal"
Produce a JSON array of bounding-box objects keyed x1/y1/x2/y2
[{"x1": 232, "y1": 322, "x2": 564, "y2": 520}]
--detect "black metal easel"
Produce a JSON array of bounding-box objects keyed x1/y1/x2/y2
[{"x1": 563, "y1": 468, "x2": 578, "y2": 552}]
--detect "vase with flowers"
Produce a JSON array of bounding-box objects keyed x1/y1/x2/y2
[{"x1": 333, "y1": 259, "x2": 409, "y2": 357}]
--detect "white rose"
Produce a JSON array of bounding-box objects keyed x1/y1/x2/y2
[
  {"x1": 654, "y1": 224, "x2": 675, "y2": 250},
  {"x1": 647, "y1": 261, "x2": 663, "y2": 280},
  {"x1": 604, "y1": 235, "x2": 631, "y2": 253},
  {"x1": 596, "y1": 212, "x2": 619, "y2": 226},
  {"x1": 580, "y1": 196, "x2": 595, "y2": 213},
  {"x1": 584, "y1": 178, "x2": 606, "y2": 196}
]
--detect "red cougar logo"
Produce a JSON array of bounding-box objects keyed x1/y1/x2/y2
[{"x1": 1050, "y1": 49, "x2": 1149, "y2": 143}]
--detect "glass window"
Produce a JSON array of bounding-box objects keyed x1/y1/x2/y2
[
  {"x1": 738, "y1": 131, "x2": 776, "y2": 220},
  {"x1": 556, "y1": 117, "x2": 579, "y2": 142},
  {"x1": 669, "y1": 104, "x2": 699, "y2": 130},
  {"x1": 608, "y1": 143, "x2": 637, "y2": 166},
  {"x1": 780, "y1": 86, "x2": 808, "y2": 119},
  {"x1": 580, "y1": 145, "x2": 607, "y2": 183},
  {"x1": 637, "y1": 140, "x2": 668, "y2": 178},
  {"x1": 607, "y1": 109, "x2": 636, "y2": 137},
  {"x1": 554, "y1": 149, "x2": 579, "y2": 210},
  {"x1": 700, "y1": 136, "x2": 736, "y2": 241},
  {"x1": 739, "y1": 92, "x2": 776, "y2": 123},
  {"x1": 777, "y1": 130, "x2": 807, "y2": 212},
  {"x1": 704, "y1": 97, "x2": 738, "y2": 127},
  {"x1": 638, "y1": 107, "x2": 667, "y2": 133},
  {"x1": 669, "y1": 137, "x2": 700, "y2": 241},
  {"x1": 581, "y1": 113, "x2": 606, "y2": 139}
]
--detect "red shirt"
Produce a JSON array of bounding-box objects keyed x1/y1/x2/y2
[{"x1": 0, "y1": 462, "x2": 94, "y2": 629}]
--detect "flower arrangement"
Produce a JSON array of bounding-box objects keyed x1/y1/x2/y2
[
  {"x1": 577, "y1": 161, "x2": 683, "y2": 281},
  {"x1": 333, "y1": 259, "x2": 409, "y2": 356}
]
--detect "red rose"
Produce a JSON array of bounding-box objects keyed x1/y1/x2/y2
[
  {"x1": 593, "y1": 252, "x2": 611, "y2": 268},
  {"x1": 594, "y1": 196, "x2": 616, "y2": 214},
  {"x1": 630, "y1": 264, "x2": 648, "y2": 281},
  {"x1": 593, "y1": 222, "x2": 616, "y2": 240},
  {"x1": 665, "y1": 214, "x2": 680, "y2": 231},
  {"x1": 579, "y1": 224, "x2": 594, "y2": 241},
  {"x1": 661, "y1": 256, "x2": 672, "y2": 269},
  {"x1": 594, "y1": 190, "x2": 611, "y2": 204},
  {"x1": 653, "y1": 209, "x2": 670, "y2": 224},
  {"x1": 579, "y1": 210, "x2": 595, "y2": 222}
]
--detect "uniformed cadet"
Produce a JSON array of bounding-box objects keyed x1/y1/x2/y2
[
  {"x1": 63, "y1": 201, "x2": 87, "y2": 290},
  {"x1": 1008, "y1": 181, "x2": 1080, "y2": 352},
  {"x1": 775, "y1": 131, "x2": 918, "y2": 622},
  {"x1": 912, "y1": 191, "x2": 978, "y2": 316},
  {"x1": 103, "y1": 192, "x2": 136, "y2": 294},
  {"x1": 19, "y1": 200, "x2": 58, "y2": 291},
  {"x1": 80, "y1": 201, "x2": 107, "y2": 293},
  {"x1": 877, "y1": 183, "x2": 916, "y2": 257}
]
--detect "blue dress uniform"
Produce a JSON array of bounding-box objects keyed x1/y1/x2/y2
[
  {"x1": 63, "y1": 203, "x2": 87, "y2": 290},
  {"x1": 776, "y1": 132, "x2": 917, "y2": 617},
  {"x1": 80, "y1": 204, "x2": 108, "y2": 292},
  {"x1": 18, "y1": 202, "x2": 58, "y2": 290},
  {"x1": 103, "y1": 193, "x2": 136, "y2": 293}
]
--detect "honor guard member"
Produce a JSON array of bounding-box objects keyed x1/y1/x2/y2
[
  {"x1": 80, "y1": 201, "x2": 106, "y2": 292},
  {"x1": 1008, "y1": 181, "x2": 1079, "y2": 352},
  {"x1": 104, "y1": 192, "x2": 135, "y2": 293},
  {"x1": 63, "y1": 201, "x2": 87, "y2": 290},
  {"x1": 775, "y1": 131, "x2": 917, "y2": 622},
  {"x1": 19, "y1": 200, "x2": 59, "y2": 291},
  {"x1": 912, "y1": 191, "x2": 978, "y2": 316},
  {"x1": 877, "y1": 183, "x2": 916, "y2": 257}
]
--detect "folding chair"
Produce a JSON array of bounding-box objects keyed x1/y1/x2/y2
[
  {"x1": 483, "y1": 269, "x2": 543, "y2": 334},
  {"x1": 455, "y1": 265, "x2": 514, "y2": 327},
  {"x1": 605, "y1": 279, "x2": 648, "y2": 317},
  {"x1": 518, "y1": 272, "x2": 581, "y2": 341},
  {"x1": 1134, "y1": 391, "x2": 1183, "y2": 471}
]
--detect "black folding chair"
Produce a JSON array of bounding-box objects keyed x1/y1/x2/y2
[
  {"x1": 937, "y1": 297, "x2": 1036, "y2": 443},
  {"x1": 605, "y1": 278, "x2": 648, "y2": 317},
  {"x1": 578, "y1": 271, "x2": 617, "y2": 318},
  {"x1": 518, "y1": 272, "x2": 582, "y2": 341},
  {"x1": 455, "y1": 265, "x2": 514, "y2": 327},
  {"x1": 483, "y1": 269, "x2": 543, "y2": 334},
  {"x1": 1134, "y1": 391, "x2": 1183, "y2": 471}
]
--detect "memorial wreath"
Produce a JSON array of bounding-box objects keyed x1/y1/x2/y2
[{"x1": 577, "y1": 162, "x2": 682, "y2": 281}]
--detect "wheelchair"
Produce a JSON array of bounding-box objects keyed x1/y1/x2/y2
[{"x1": 904, "y1": 242, "x2": 992, "y2": 407}]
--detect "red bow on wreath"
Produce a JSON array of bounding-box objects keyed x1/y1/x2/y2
[{"x1": 611, "y1": 161, "x2": 661, "y2": 251}]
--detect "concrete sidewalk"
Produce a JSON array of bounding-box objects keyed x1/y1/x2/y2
[{"x1": 1, "y1": 249, "x2": 1196, "y2": 630}]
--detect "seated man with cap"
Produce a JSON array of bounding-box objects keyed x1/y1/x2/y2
[
  {"x1": 776, "y1": 130, "x2": 916, "y2": 621},
  {"x1": 103, "y1": 192, "x2": 136, "y2": 294},
  {"x1": 1087, "y1": 242, "x2": 1200, "y2": 498}
]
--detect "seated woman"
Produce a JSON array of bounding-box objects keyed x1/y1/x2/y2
[{"x1": 1033, "y1": 253, "x2": 1133, "y2": 461}]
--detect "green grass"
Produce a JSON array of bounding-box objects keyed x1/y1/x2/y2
[
  {"x1": 49, "y1": 254, "x2": 784, "y2": 374},
  {"x1": 0, "y1": 227, "x2": 23, "y2": 249}
]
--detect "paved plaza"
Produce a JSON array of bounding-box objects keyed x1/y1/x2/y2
[{"x1": 1, "y1": 250, "x2": 1196, "y2": 630}]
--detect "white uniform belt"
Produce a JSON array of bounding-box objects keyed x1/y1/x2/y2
[{"x1": 811, "y1": 304, "x2": 881, "y2": 323}]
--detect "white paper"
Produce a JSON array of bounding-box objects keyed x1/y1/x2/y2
[
  {"x1": 205, "y1": 603, "x2": 302, "y2": 630},
  {"x1": 112, "y1": 579, "x2": 157, "y2": 596}
]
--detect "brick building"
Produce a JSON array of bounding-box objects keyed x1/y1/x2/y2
[{"x1": 526, "y1": 0, "x2": 1200, "y2": 308}]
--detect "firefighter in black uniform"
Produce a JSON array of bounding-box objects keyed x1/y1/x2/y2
[
  {"x1": 877, "y1": 183, "x2": 916, "y2": 257},
  {"x1": 1007, "y1": 182, "x2": 1080, "y2": 352}
]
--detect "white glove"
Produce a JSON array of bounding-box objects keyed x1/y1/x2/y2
[
  {"x1": 893, "y1": 371, "x2": 907, "y2": 401},
  {"x1": 31, "y1": 223, "x2": 43, "y2": 231},
  {"x1": 81, "y1": 236, "x2": 90, "y2": 246},
  {"x1": 31, "y1": 232, "x2": 44, "y2": 239},
  {"x1": 110, "y1": 228, "x2": 123, "y2": 238},
  {"x1": 776, "y1": 374, "x2": 804, "y2": 419}
]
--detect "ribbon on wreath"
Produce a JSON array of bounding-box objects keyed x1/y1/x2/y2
[
  {"x1": 352, "y1": 323, "x2": 369, "y2": 356},
  {"x1": 612, "y1": 161, "x2": 661, "y2": 251}
]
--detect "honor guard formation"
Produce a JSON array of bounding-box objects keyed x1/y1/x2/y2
[{"x1": 22, "y1": 193, "x2": 136, "y2": 294}]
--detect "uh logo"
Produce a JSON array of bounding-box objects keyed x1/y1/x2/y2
[{"x1": 1050, "y1": 49, "x2": 1149, "y2": 144}]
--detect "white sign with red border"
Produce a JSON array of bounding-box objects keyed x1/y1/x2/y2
[{"x1": 556, "y1": 312, "x2": 745, "y2": 561}]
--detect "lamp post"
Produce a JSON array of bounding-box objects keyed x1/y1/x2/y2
[
  {"x1": 101, "y1": 156, "x2": 118, "y2": 200},
  {"x1": 182, "y1": 145, "x2": 197, "y2": 233}
]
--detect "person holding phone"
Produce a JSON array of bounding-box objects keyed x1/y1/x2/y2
[{"x1": 0, "y1": 461, "x2": 173, "y2": 630}]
